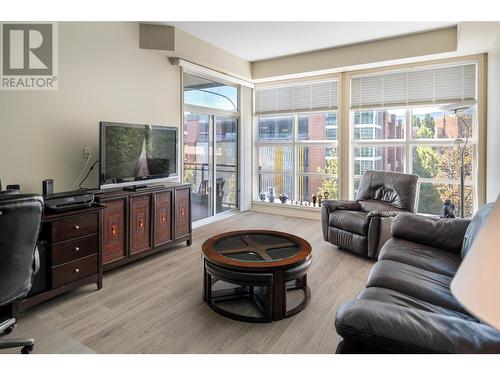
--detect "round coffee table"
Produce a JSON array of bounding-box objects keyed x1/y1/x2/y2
[{"x1": 202, "y1": 230, "x2": 312, "y2": 322}]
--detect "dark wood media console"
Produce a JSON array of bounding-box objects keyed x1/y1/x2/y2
[
  {"x1": 95, "y1": 182, "x2": 192, "y2": 271},
  {"x1": 14, "y1": 182, "x2": 192, "y2": 314}
]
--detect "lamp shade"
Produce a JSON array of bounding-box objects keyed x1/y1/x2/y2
[{"x1": 451, "y1": 195, "x2": 500, "y2": 330}]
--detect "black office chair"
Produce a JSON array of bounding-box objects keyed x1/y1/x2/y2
[{"x1": 0, "y1": 194, "x2": 43, "y2": 354}]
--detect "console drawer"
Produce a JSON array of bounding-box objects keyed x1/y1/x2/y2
[
  {"x1": 51, "y1": 234, "x2": 98, "y2": 266},
  {"x1": 51, "y1": 254, "x2": 98, "y2": 288},
  {"x1": 51, "y1": 213, "x2": 98, "y2": 242}
]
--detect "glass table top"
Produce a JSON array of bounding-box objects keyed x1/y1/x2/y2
[{"x1": 212, "y1": 233, "x2": 301, "y2": 262}]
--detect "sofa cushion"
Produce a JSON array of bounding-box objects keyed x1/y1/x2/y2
[
  {"x1": 366, "y1": 260, "x2": 466, "y2": 313},
  {"x1": 335, "y1": 299, "x2": 500, "y2": 353},
  {"x1": 358, "y1": 287, "x2": 477, "y2": 322},
  {"x1": 391, "y1": 213, "x2": 470, "y2": 253},
  {"x1": 329, "y1": 210, "x2": 368, "y2": 236},
  {"x1": 378, "y1": 238, "x2": 461, "y2": 277}
]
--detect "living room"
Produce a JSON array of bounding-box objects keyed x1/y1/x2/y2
[{"x1": 1, "y1": 0, "x2": 500, "y2": 373}]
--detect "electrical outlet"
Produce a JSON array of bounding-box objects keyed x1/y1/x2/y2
[{"x1": 83, "y1": 146, "x2": 92, "y2": 159}]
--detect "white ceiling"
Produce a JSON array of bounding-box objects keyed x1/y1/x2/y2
[{"x1": 165, "y1": 22, "x2": 456, "y2": 61}]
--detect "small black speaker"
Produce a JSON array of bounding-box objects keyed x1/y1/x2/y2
[
  {"x1": 6, "y1": 184, "x2": 20, "y2": 192},
  {"x1": 42, "y1": 179, "x2": 54, "y2": 196}
]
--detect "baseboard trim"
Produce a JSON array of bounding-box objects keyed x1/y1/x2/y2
[{"x1": 251, "y1": 202, "x2": 320, "y2": 220}]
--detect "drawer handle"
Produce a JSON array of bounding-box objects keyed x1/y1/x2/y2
[
  {"x1": 180, "y1": 208, "x2": 185, "y2": 216},
  {"x1": 74, "y1": 268, "x2": 80, "y2": 273},
  {"x1": 74, "y1": 225, "x2": 80, "y2": 230},
  {"x1": 138, "y1": 219, "x2": 143, "y2": 228},
  {"x1": 74, "y1": 247, "x2": 80, "y2": 252},
  {"x1": 161, "y1": 214, "x2": 166, "y2": 222},
  {"x1": 111, "y1": 225, "x2": 117, "y2": 235}
]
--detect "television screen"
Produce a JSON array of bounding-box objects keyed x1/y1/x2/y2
[{"x1": 100, "y1": 122, "x2": 177, "y2": 187}]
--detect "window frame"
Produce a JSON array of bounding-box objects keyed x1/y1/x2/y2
[{"x1": 183, "y1": 72, "x2": 241, "y2": 115}]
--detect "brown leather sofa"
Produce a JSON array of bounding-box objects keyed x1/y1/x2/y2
[
  {"x1": 335, "y1": 202, "x2": 500, "y2": 353},
  {"x1": 321, "y1": 171, "x2": 419, "y2": 259}
]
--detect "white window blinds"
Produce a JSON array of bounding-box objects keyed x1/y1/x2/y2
[
  {"x1": 255, "y1": 80, "x2": 339, "y2": 115},
  {"x1": 351, "y1": 63, "x2": 476, "y2": 109}
]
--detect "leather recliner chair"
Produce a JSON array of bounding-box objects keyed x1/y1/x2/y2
[{"x1": 321, "y1": 171, "x2": 419, "y2": 259}]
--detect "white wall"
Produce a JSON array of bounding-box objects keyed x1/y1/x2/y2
[
  {"x1": 487, "y1": 31, "x2": 500, "y2": 201},
  {"x1": 0, "y1": 22, "x2": 181, "y2": 193}
]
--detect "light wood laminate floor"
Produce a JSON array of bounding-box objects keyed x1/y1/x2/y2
[{"x1": 2, "y1": 212, "x2": 373, "y2": 354}]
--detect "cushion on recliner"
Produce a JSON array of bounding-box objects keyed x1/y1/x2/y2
[
  {"x1": 355, "y1": 170, "x2": 419, "y2": 212},
  {"x1": 378, "y1": 238, "x2": 461, "y2": 277},
  {"x1": 329, "y1": 210, "x2": 368, "y2": 236},
  {"x1": 366, "y1": 260, "x2": 466, "y2": 313}
]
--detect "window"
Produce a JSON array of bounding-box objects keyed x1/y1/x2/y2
[
  {"x1": 184, "y1": 73, "x2": 238, "y2": 112},
  {"x1": 350, "y1": 62, "x2": 478, "y2": 217},
  {"x1": 256, "y1": 113, "x2": 339, "y2": 203},
  {"x1": 258, "y1": 116, "x2": 292, "y2": 140},
  {"x1": 350, "y1": 63, "x2": 478, "y2": 217},
  {"x1": 351, "y1": 106, "x2": 477, "y2": 217},
  {"x1": 255, "y1": 79, "x2": 340, "y2": 205},
  {"x1": 253, "y1": 61, "x2": 481, "y2": 217}
]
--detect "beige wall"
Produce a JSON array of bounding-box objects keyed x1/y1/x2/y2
[
  {"x1": 252, "y1": 27, "x2": 457, "y2": 80},
  {"x1": 139, "y1": 24, "x2": 252, "y2": 80},
  {"x1": 0, "y1": 22, "x2": 181, "y2": 193},
  {"x1": 487, "y1": 31, "x2": 500, "y2": 201}
]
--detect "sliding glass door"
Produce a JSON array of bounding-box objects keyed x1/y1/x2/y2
[
  {"x1": 183, "y1": 113, "x2": 238, "y2": 221},
  {"x1": 183, "y1": 72, "x2": 240, "y2": 222},
  {"x1": 215, "y1": 117, "x2": 238, "y2": 214},
  {"x1": 184, "y1": 113, "x2": 212, "y2": 221}
]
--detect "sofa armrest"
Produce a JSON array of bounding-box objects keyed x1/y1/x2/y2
[
  {"x1": 321, "y1": 200, "x2": 361, "y2": 241},
  {"x1": 335, "y1": 299, "x2": 500, "y2": 353},
  {"x1": 391, "y1": 212, "x2": 470, "y2": 253}
]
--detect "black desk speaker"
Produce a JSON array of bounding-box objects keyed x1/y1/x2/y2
[{"x1": 42, "y1": 179, "x2": 54, "y2": 196}]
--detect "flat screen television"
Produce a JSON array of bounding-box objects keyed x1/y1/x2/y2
[{"x1": 99, "y1": 122, "x2": 178, "y2": 189}]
